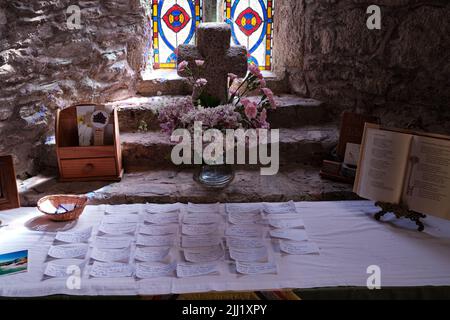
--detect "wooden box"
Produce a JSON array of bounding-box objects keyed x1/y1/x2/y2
[{"x1": 55, "y1": 104, "x2": 123, "y2": 182}]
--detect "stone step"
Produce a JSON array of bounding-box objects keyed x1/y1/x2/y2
[
  {"x1": 19, "y1": 165, "x2": 356, "y2": 207},
  {"x1": 36, "y1": 125, "x2": 338, "y2": 174},
  {"x1": 121, "y1": 125, "x2": 338, "y2": 171},
  {"x1": 110, "y1": 94, "x2": 327, "y2": 132}
]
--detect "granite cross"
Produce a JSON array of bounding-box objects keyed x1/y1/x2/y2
[{"x1": 177, "y1": 23, "x2": 248, "y2": 105}]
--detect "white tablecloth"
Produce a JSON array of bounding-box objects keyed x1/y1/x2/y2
[{"x1": 1, "y1": 201, "x2": 450, "y2": 297}]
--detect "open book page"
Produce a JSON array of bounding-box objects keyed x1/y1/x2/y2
[
  {"x1": 402, "y1": 135, "x2": 450, "y2": 219},
  {"x1": 354, "y1": 126, "x2": 413, "y2": 203}
]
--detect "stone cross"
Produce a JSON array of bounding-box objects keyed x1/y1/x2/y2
[{"x1": 177, "y1": 23, "x2": 248, "y2": 105}]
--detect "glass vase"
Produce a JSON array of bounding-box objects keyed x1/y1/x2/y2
[{"x1": 194, "y1": 164, "x2": 235, "y2": 189}]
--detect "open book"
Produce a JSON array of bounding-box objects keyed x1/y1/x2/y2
[{"x1": 354, "y1": 123, "x2": 450, "y2": 220}]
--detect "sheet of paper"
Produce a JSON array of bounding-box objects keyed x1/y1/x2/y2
[
  {"x1": 176, "y1": 262, "x2": 220, "y2": 277},
  {"x1": 236, "y1": 261, "x2": 277, "y2": 275},
  {"x1": 89, "y1": 262, "x2": 134, "y2": 278},
  {"x1": 44, "y1": 259, "x2": 84, "y2": 278},
  {"x1": 183, "y1": 245, "x2": 224, "y2": 263},
  {"x1": 225, "y1": 225, "x2": 263, "y2": 238},
  {"x1": 102, "y1": 214, "x2": 139, "y2": 224},
  {"x1": 93, "y1": 235, "x2": 133, "y2": 249},
  {"x1": 269, "y1": 229, "x2": 308, "y2": 241},
  {"x1": 228, "y1": 211, "x2": 262, "y2": 225},
  {"x1": 356, "y1": 128, "x2": 412, "y2": 203},
  {"x1": 226, "y1": 237, "x2": 265, "y2": 249},
  {"x1": 139, "y1": 224, "x2": 178, "y2": 235},
  {"x1": 91, "y1": 247, "x2": 130, "y2": 262},
  {"x1": 402, "y1": 135, "x2": 450, "y2": 219},
  {"x1": 181, "y1": 235, "x2": 221, "y2": 248},
  {"x1": 145, "y1": 203, "x2": 181, "y2": 214},
  {"x1": 48, "y1": 244, "x2": 88, "y2": 259},
  {"x1": 55, "y1": 228, "x2": 92, "y2": 243},
  {"x1": 279, "y1": 240, "x2": 320, "y2": 255},
  {"x1": 263, "y1": 201, "x2": 297, "y2": 214},
  {"x1": 229, "y1": 247, "x2": 268, "y2": 262},
  {"x1": 187, "y1": 202, "x2": 220, "y2": 213},
  {"x1": 183, "y1": 214, "x2": 221, "y2": 225},
  {"x1": 135, "y1": 261, "x2": 176, "y2": 279},
  {"x1": 98, "y1": 222, "x2": 137, "y2": 235},
  {"x1": 181, "y1": 223, "x2": 219, "y2": 236},
  {"x1": 226, "y1": 203, "x2": 262, "y2": 213},
  {"x1": 136, "y1": 234, "x2": 175, "y2": 247},
  {"x1": 268, "y1": 218, "x2": 305, "y2": 229},
  {"x1": 134, "y1": 247, "x2": 170, "y2": 262},
  {"x1": 105, "y1": 205, "x2": 140, "y2": 215},
  {"x1": 142, "y1": 212, "x2": 179, "y2": 225}
]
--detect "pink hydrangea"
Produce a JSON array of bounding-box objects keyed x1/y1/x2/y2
[
  {"x1": 259, "y1": 108, "x2": 267, "y2": 123},
  {"x1": 244, "y1": 101, "x2": 258, "y2": 120},
  {"x1": 178, "y1": 60, "x2": 188, "y2": 72},
  {"x1": 262, "y1": 87, "x2": 276, "y2": 109},
  {"x1": 195, "y1": 78, "x2": 208, "y2": 87},
  {"x1": 248, "y1": 63, "x2": 263, "y2": 79}
]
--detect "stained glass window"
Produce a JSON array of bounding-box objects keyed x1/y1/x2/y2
[
  {"x1": 224, "y1": 0, "x2": 274, "y2": 70},
  {"x1": 151, "y1": 0, "x2": 203, "y2": 69}
]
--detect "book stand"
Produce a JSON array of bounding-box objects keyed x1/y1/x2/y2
[{"x1": 374, "y1": 202, "x2": 427, "y2": 232}]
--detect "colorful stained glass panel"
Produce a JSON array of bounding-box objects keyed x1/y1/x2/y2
[
  {"x1": 225, "y1": 0, "x2": 274, "y2": 70},
  {"x1": 152, "y1": 0, "x2": 203, "y2": 69}
]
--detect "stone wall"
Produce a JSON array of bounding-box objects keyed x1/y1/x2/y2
[
  {"x1": 273, "y1": 0, "x2": 450, "y2": 133},
  {"x1": 0, "y1": 0, "x2": 147, "y2": 178}
]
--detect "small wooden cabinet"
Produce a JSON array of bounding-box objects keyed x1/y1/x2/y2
[{"x1": 55, "y1": 104, "x2": 123, "y2": 182}]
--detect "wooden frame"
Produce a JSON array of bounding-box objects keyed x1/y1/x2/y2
[
  {"x1": 55, "y1": 103, "x2": 123, "y2": 182},
  {"x1": 0, "y1": 155, "x2": 20, "y2": 211}
]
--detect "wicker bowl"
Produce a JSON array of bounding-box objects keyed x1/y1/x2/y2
[{"x1": 37, "y1": 195, "x2": 88, "y2": 222}]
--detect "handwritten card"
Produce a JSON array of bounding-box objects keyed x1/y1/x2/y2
[
  {"x1": 176, "y1": 262, "x2": 220, "y2": 277},
  {"x1": 93, "y1": 235, "x2": 133, "y2": 249},
  {"x1": 236, "y1": 261, "x2": 277, "y2": 275},
  {"x1": 98, "y1": 222, "x2": 137, "y2": 235},
  {"x1": 229, "y1": 247, "x2": 268, "y2": 262},
  {"x1": 102, "y1": 214, "x2": 139, "y2": 224},
  {"x1": 135, "y1": 261, "x2": 176, "y2": 279},
  {"x1": 139, "y1": 224, "x2": 178, "y2": 236},
  {"x1": 226, "y1": 237, "x2": 265, "y2": 249},
  {"x1": 183, "y1": 214, "x2": 220, "y2": 225},
  {"x1": 181, "y1": 223, "x2": 219, "y2": 236},
  {"x1": 263, "y1": 201, "x2": 297, "y2": 214},
  {"x1": 268, "y1": 218, "x2": 305, "y2": 229},
  {"x1": 279, "y1": 240, "x2": 320, "y2": 255},
  {"x1": 55, "y1": 228, "x2": 92, "y2": 243},
  {"x1": 183, "y1": 246, "x2": 224, "y2": 263},
  {"x1": 136, "y1": 234, "x2": 175, "y2": 247},
  {"x1": 142, "y1": 212, "x2": 179, "y2": 225},
  {"x1": 44, "y1": 259, "x2": 84, "y2": 278},
  {"x1": 225, "y1": 225, "x2": 263, "y2": 238},
  {"x1": 181, "y1": 235, "x2": 221, "y2": 248},
  {"x1": 89, "y1": 262, "x2": 134, "y2": 278},
  {"x1": 48, "y1": 244, "x2": 88, "y2": 259},
  {"x1": 134, "y1": 247, "x2": 170, "y2": 262},
  {"x1": 91, "y1": 247, "x2": 130, "y2": 262},
  {"x1": 269, "y1": 229, "x2": 308, "y2": 241},
  {"x1": 187, "y1": 202, "x2": 220, "y2": 213}
]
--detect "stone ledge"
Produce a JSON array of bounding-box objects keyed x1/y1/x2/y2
[
  {"x1": 19, "y1": 165, "x2": 357, "y2": 207},
  {"x1": 112, "y1": 94, "x2": 327, "y2": 132},
  {"x1": 121, "y1": 125, "x2": 338, "y2": 170}
]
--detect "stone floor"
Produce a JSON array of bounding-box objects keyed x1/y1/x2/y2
[{"x1": 19, "y1": 165, "x2": 357, "y2": 207}]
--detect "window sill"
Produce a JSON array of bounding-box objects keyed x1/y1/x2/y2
[{"x1": 141, "y1": 69, "x2": 279, "y2": 81}]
